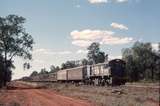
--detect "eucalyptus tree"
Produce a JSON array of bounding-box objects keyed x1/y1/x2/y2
[
  {"x1": 87, "y1": 42, "x2": 105, "y2": 64},
  {"x1": 50, "y1": 65, "x2": 60, "y2": 73},
  {"x1": 30, "y1": 71, "x2": 38, "y2": 77},
  {"x1": 61, "y1": 60, "x2": 80, "y2": 69},
  {"x1": 122, "y1": 42, "x2": 160, "y2": 81},
  {"x1": 0, "y1": 15, "x2": 34, "y2": 86}
]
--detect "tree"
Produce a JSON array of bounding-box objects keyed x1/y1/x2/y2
[
  {"x1": 39, "y1": 68, "x2": 48, "y2": 75},
  {"x1": 87, "y1": 42, "x2": 105, "y2": 64},
  {"x1": 81, "y1": 58, "x2": 88, "y2": 65},
  {"x1": 30, "y1": 71, "x2": 38, "y2": 77},
  {"x1": 0, "y1": 15, "x2": 34, "y2": 86},
  {"x1": 0, "y1": 55, "x2": 4, "y2": 88},
  {"x1": 122, "y1": 41, "x2": 160, "y2": 81},
  {"x1": 55, "y1": 66, "x2": 60, "y2": 71},
  {"x1": 50, "y1": 65, "x2": 60, "y2": 73},
  {"x1": 122, "y1": 48, "x2": 140, "y2": 81},
  {"x1": 61, "y1": 60, "x2": 80, "y2": 69},
  {"x1": 50, "y1": 65, "x2": 56, "y2": 73},
  {"x1": 96, "y1": 52, "x2": 105, "y2": 63}
]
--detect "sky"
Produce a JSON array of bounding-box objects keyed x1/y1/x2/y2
[{"x1": 0, "y1": 0, "x2": 159, "y2": 79}]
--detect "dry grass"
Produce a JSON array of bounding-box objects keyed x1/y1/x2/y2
[{"x1": 42, "y1": 82, "x2": 159, "y2": 106}]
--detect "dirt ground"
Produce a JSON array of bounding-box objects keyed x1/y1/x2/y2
[
  {"x1": 0, "y1": 81, "x2": 94, "y2": 106},
  {"x1": 0, "y1": 81, "x2": 159, "y2": 106}
]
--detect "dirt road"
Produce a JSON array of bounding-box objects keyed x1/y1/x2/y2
[{"x1": 0, "y1": 81, "x2": 94, "y2": 106}]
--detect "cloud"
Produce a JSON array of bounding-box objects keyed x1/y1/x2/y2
[
  {"x1": 88, "y1": 0, "x2": 129, "y2": 4},
  {"x1": 58, "y1": 51, "x2": 72, "y2": 55},
  {"x1": 34, "y1": 59, "x2": 45, "y2": 64},
  {"x1": 33, "y1": 49, "x2": 72, "y2": 55},
  {"x1": 70, "y1": 29, "x2": 134, "y2": 47},
  {"x1": 76, "y1": 49, "x2": 88, "y2": 54},
  {"x1": 88, "y1": 0, "x2": 108, "y2": 4},
  {"x1": 72, "y1": 40, "x2": 92, "y2": 47},
  {"x1": 75, "y1": 4, "x2": 81, "y2": 8},
  {"x1": 71, "y1": 30, "x2": 114, "y2": 40},
  {"x1": 152, "y1": 43, "x2": 159, "y2": 51},
  {"x1": 109, "y1": 55, "x2": 122, "y2": 60},
  {"x1": 116, "y1": 0, "x2": 128, "y2": 3},
  {"x1": 111, "y1": 22, "x2": 128, "y2": 30},
  {"x1": 102, "y1": 36, "x2": 133, "y2": 45},
  {"x1": 33, "y1": 48, "x2": 89, "y2": 55}
]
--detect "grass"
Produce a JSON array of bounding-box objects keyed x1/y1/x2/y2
[{"x1": 42, "y1": 82, "x2": 159, "y2": 106}]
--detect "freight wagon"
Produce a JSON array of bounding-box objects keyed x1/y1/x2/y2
[
  {"x1": 57, "y1": 69, "x2": 67, "y2": 81},
  {"x1": 57, "y1": 66, "x2": 90, "y2": 82},
  {"x1": 67, "y1": 66, "x2": 88, "y2": 81},
  {"x1": 30, "y1": 73, "x2": 57, "y2": 82}
]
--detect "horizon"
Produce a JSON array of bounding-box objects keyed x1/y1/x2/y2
[{"x1": 1, "y1": 0, "x2": 159, "y2": 79}]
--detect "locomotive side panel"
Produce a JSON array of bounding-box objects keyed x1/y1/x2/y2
[{"x1": 91, "y1": 63, "x2": 111, "y2": 77}]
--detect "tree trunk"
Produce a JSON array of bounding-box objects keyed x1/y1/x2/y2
[
  {"x1": 151, "y1": 66, "x2": 154, "y2": 81},
  {"x1": 4, "y1": 51, "x2": 8, "y2": 87}
]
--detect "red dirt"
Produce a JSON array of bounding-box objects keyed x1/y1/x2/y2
[{"x1": 0, "y1": 81, "x2": 94, "y2": 106}]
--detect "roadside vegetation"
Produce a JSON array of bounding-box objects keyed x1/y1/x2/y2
[
  {"x1": 0, "y1": 15, "x2": 34, "y2": 88},
  {"x1": 122, "y1": 42, "x2": 160, "y2": 82}
]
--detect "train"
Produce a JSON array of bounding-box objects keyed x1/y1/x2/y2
[{"x1": 26, "y1": 59, "x2": 126, "y2": 86}]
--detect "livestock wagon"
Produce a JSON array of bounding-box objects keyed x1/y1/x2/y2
[
  {"x1": 67, "y1": 66, "x2": 90, "y2": 82},
  {"x1": 47, "y1": 73, "x2": 57, "y2": 82},
  {"x1": 57, "y1": 66, "x2": 91, "y2": 82},
  {"x1": 57, "y1": 69, "x2": 68, "y2": 81}
]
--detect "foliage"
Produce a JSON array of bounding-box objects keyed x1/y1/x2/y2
[
  {"x1": 0, "y1": 15, "x2": 34, "y2": 61},
  {"x1": 87, "y1": 42, "x2": 105, "y2": 64},
  {"x1": 81, "y1": 58, "x2": 89, "y2": 65},
  {"x1": 30, "y1": 71, "x2": 38, "y2": 77},
  {"x1": 61, "y1": 60, "x2": 80, "y2": 69},
  {"x1": 122, "y1": 42, "x2": 160, "y2": 81},
  {"x1": 39, "y1": 68, "x2": 48, "y2": 75},
  {"x1": 0, "y1": 15, "x2": 34, "y2": 87},
  {"x1": 50, "y1": 65, "x2": 60, "y2": 73}
]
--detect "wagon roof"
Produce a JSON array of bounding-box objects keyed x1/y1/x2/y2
[
  {"x1": 92, "y1": 62, "x2": 109, "y2": 66},
  {"x1": 57, "y1": 65, "x2": 85, "y2": 72}
]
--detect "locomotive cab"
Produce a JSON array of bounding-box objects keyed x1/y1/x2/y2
[{"x1": 109, "y1": 59, "x2": 126, "y2": 85}]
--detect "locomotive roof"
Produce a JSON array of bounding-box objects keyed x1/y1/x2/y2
[{"x1": 109, "y1": 59, "x2": 125, "y2": 64}]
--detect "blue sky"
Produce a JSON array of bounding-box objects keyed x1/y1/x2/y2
[{"x1": 0, "y1": 0, "x2": 159, "y2": 79}]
